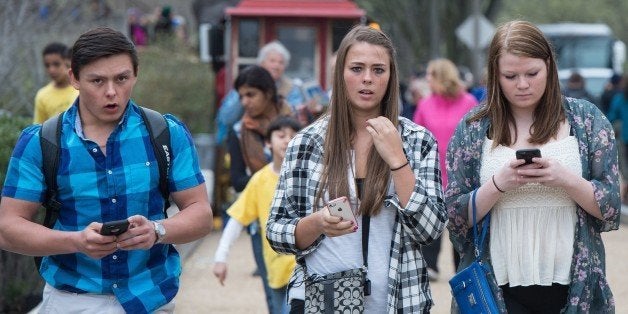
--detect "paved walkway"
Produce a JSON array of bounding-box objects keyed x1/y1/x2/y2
[{"x1": 176, "y1": 219, "x2": 628, "y2": 313}]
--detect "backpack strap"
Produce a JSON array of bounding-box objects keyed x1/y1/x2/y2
[
  {"x1": 40, "y1": 113, "x2": 63, "y2": 228},
  {"x1": 37, "y1": 112, "x2": 63, "y2": 270},
  {"x1": 138, "y1": 106, "x2": 172, "y2": 216}
]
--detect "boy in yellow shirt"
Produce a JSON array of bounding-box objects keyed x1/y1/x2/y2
[
  {"x1": 213, "y1": 116, "x2": 301, "y2": 314},
  {"x1": 34, "y1": 42, "x2": 78, "y2": 124}
]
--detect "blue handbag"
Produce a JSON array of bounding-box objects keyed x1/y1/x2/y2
[{"x1": 449, "y1": 189, "x2": 499, "y2": 313}]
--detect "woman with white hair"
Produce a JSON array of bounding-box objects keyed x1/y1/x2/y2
[
  {"x1": 215, "y1": 40, "x2": 305, "y2": 145},
  {"x1": 214, "y1": 41, "x2": 306, "y2": 314}
]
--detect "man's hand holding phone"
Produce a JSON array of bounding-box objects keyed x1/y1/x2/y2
[
  {"x1": 100, "y1": 219, "x2": 130, "y2": 236},
  {"x1": 322, "y1": 196, "x2": 358, "y2": 237},
  {"x1": 97, "y1": 216, "x2": 157, "y2": 251}
]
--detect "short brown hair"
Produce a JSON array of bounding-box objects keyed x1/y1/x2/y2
[{"x1": 71, "y1": 27, "x2": 138, "y2": 80}]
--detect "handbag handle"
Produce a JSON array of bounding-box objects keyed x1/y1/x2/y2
[{"x1": 471, "y1": 189, "x2": 490, "y2": 259}]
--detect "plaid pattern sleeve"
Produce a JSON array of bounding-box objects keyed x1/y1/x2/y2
[
  {"x1": 385, "y1": 118, "x2": 447, "y2": 313},
  {"x1": 390, "y1": 118, "x2": 447, "y2": 245},
  {"x1": 266, "y1": 118, "x2": 327, "y2": 257}
]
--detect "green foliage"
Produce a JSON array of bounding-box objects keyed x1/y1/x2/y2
[
  {"x1": 0, "y1": 249, "x2": 43, "y2": 313},
  {"x1": 0, "y1": 115, "x2": 31, "y2": 188},
  {"x1": 133, "y1": 38, "x2": 216, "y2": 134},
  {"x1": 0, "y1": 114, "x2": 43, "y2": 313}
]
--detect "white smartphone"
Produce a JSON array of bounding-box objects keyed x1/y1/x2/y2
[{"x1": 327, "y1": 196, "x2": 358, "y2": 227}]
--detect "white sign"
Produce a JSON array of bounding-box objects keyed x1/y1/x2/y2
[{"x1": 456, "y1": 14, "x2": 495, "y2": 50}]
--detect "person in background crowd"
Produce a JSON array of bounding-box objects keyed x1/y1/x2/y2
[
  {"x1": 326, "y1": 52, "x2": 337, "y2": 99},
  {"x1": 413, "y1": 58, "x2": 477, "y2": 281},
  {"x1": 33, "y1": 42, "x2": 78, "y2": 124},
  {"x1": 563, "y1": 71, "x2": 597, "y2": 105},
  {"x1": 153, "y1": 5, "x2": 173, "y2": 39},
  {"x1": 470, "y1": 68, "x2": 488, "y2": 103},
  {"x1": 266, "y1": 25, "x2": 447, "y2": 313},
  {"x1": 216, "y1": 41, "x2": 305, "y2": 145},
  {"x1": 227, "y1": 65, "x2": 294, "y2": 313},
  {"x1": 600, "y1": 73, "x2": 623, "y2": 115},
  {"x1": 607, "y1": 74, "x2": 628, "y2": 171},
  {"x1": 213, "y1": 116, "x2": 302, "y2": 314},
  {"x1": 127, "y1": 7, "x2": 149, "y2": 47},
  {"x1": 446, "y1": 20, "x2": 619, "y2": 313},
  {"x1": 403, "y1": 73, "x2": 430, "y2": 119},
  {"x1": 214, "y1": 42, "x2": 304, "y2": 290}
]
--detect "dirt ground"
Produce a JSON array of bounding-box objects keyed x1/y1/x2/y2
[{"x1": 176, "y1": 222, "x2": 628, "y2": 313}]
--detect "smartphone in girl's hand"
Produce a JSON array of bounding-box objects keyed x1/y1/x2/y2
[{"x1": 327, "y1": 196, "x2": 358, "y2": 227}]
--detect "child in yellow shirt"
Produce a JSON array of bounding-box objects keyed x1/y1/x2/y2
[
  {"x1": 34, "y1": 42, "x2": 78, "y2": 124},
  {"x1": 213, "y1": 116, "x2": 301, "y2": 314}
]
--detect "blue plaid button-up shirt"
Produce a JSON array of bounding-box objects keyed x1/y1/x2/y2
[{"x1": 2, "y1": 100, "x2": 204, "y2": 313}]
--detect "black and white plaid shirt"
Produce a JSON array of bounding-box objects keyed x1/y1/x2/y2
[{"x1": 266, "y1": 116, "x2": 447, "y2": 313}]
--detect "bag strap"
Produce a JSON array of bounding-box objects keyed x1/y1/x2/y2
[
  {"x1": 471, "y1": 188, "x2": 490, "y2": 259},
  {"x1": 36, "y1": 112, "x2": 64, "y2": 271},
  {"x1": 361, "y1": 215, "x2": 370, "y2": 267},
  {"x1": 361, "y1": 214, "x2": 371, "y2": 295},
  {"x1": 40, "y1": 112, "x2": 63, "y2": 229},
  {"x1": 138, "y1": 106, "x2": 172, "y2": 215}
]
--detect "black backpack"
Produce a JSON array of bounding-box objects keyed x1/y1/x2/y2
[{"x1": 36, "y1": 106, "x2": 172, "y2": 269}]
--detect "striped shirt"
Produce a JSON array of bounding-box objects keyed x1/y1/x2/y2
[
  {"x1": 2, "y1": 100, "x2": 204, "y2": 313},
  {"x1": 265, "y1": 116, "x2": 448, "y2": 313}
]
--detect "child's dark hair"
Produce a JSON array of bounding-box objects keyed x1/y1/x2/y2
[
  {"x1": 234, "y1": 65, "x2": 279, "y2": 105},
  {"x1": 266, "y1": 116, "x2": 302, "y2": 139},
  {"x1": 42, "y1": 42, "x2": 70, "y2": 59},
  {"x1": 70, "y1": 27, "x2": 138, "y2": 80}
]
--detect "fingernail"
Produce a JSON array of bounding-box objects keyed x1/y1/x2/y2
[{"x1": 353, "y1": 226, "x2": 358, "y2": 232}]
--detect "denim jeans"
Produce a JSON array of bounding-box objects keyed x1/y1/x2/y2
[
  {"x1": 269, "y1": 286, "x2": 289, "y2": 314},
  {"x1": 249, "y1": 222, "x2": 273, "y2": 313}
]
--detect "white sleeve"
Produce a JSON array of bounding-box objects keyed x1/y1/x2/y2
[{"x1": 213, "y1": 218, "x2": 244, "y2": 263}]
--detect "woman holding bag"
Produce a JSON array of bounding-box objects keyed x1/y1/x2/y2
[
  {"x1": 266, "y1": 25, "x2": 447, "y2": 313},
  {"x1": 445, "y1": 20, "x2": 620, "y2": 313}
]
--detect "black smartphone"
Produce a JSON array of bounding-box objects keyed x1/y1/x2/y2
[
  {"x1": 515, "y1": 148, "x2": 542, "y2": 165},
  {"x1": 100, "y1": 219, "x2": 130, "y2": 236}
]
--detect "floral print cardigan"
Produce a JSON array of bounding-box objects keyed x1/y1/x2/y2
[{"x1": 445, "y1": 97, "x2": 620, "y2": 313}]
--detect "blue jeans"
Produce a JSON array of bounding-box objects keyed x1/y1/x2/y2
[
  {"x1": 249, "y1": 222, "x2": 273, "y2": 313},
  {"x1": 270, "y1": 286, "x2": 289, "y2": 314}
]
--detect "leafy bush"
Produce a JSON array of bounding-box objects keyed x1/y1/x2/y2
[
  {"x1": 0, "y1": 114, "x2": 44, "y2": 313},
  {"x1": 0, "y1": 115, "x2": 31, "y2": 189},
  {"x1": 133, "y1": 38, "x2": 216, "y2": 134}
]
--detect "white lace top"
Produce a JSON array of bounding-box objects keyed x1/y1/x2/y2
[{"x1": 480, "y1": 136, "x2": 580, "y2": 287}]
